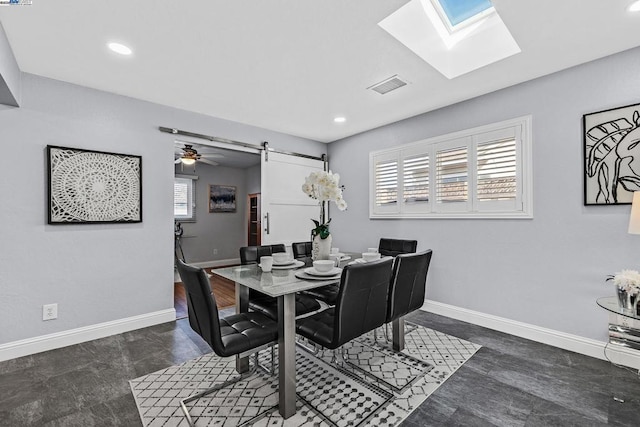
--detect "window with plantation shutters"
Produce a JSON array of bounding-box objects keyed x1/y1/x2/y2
[
  {"x1": 175, "y1": 175, "x2": 197, "y2": 221},
  {"x1": 370, "y1": 116, "x2": 532, "y2": 218}
]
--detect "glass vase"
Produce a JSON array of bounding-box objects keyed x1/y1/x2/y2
[{"x1": 616, "y1": 287, "x2": 639, "y2": 315}]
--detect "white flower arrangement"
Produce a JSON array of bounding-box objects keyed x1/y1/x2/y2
[
  {"x1": 302, "y1": 171, "x2": 347, "y2": 239},
  {"x1": 608, "y1": 269, "x2": 640, "y2": 295},
  {"x1": 302, "y1": 171, "x2": 347, "y2": 211}
]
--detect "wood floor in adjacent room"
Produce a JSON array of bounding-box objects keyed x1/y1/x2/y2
[
  {"x1": 174, "y1": 267, "x2": 236, "y2": 319},
  {"x1": 1, "y1": 312, "x2": 639, "y2": 426}
]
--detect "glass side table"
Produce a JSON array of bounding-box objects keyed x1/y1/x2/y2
[
  {"x1": 597, "y1": 295, "x2": 640, "y2": 353},
  {"x1": 597, "y1": 296, "x2": 640, "y2": 320},
  {"x1": 596, "y1": 296, "x2": 640, "y2": 404}
]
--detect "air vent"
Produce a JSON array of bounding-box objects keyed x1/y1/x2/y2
[{"x1": 368, "y1": 75, "x2": 408, "y2": 95}]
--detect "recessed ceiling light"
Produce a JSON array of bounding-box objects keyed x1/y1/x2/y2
[
  {"x1": 107, "y1": 42, "x2": 132, "y2": 56},
  {"x1": 334, "y1": 117, "x2": 346, "y2": 123},
  {"x1": 630, "y1": 0, "x2": 640, "y2": 12}
]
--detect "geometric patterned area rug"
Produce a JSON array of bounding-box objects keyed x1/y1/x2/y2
[{"x1": 130, "y1": 324, "x2": 481, "y2": 426}]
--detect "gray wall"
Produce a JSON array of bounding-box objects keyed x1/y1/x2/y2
[
  {"x1": 0, "y1": 22, "x2": 20, "y2": 106},
  {"x1": 328, "y1": 46, "x2": 640, "y2": 342},
  {"x1": 0, "y1": 73, "x2": 325, "y2": 345},
  {"x1": 175, "y1": 163, "x2": 248, "y2": 263},
  {"x1": 246, "y1": 164, "x2": 261, "y2": 195}
]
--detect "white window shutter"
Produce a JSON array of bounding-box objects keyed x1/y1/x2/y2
[{"x1": 371, "y1": 152, "x2": 399, "y2": 215}]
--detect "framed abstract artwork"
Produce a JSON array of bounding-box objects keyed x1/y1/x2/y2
[
  {"x1": 47, "y1": 145, "x2": 142, "y2": 224},
  {"x1": 209, "y1": 185, "x2": 236, "y2": 212},
  {"x1": 584, "y1": 102, "x2": 640, "y2": 205}
]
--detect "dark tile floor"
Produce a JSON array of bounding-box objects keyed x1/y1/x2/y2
[{"x1": 1, "y1": 311, "x2": 638, "y2": 426}]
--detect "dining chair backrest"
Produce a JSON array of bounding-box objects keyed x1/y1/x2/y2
[
  {"x1": 239, "y1": 245, "x2": 286, "y2": 265},
  {"x1": 331, "y1": 258, "x2": 393, "y2": 347},
  {"x1": 386, "y1": 250, "x2": 433, "y2": 323},
  {"x1": 175, "y1": 259, "x2": 225, "y2": 354},
  {"x1": 270, "y1": 244, "x2": 286, "y2": 253},
  {"x1": 292, "y1": 241, "x2": 313, "y2": 259},
  {"x1": 378, "y1": 238, "x2": 418, "y2": 257}
]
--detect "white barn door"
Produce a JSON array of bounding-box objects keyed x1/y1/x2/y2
[{"x1": 261, "y1": 151, "x2": 325, "y2": 247}]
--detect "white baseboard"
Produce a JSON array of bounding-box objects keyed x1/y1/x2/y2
[
  {"x1": 421, "y1": 300, "x2": 640, "y2": 370},
  {"x1": 0, "y1": 308, "x2": 176, "y2": 362}
]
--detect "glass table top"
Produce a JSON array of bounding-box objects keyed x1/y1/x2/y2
[
  {"x1": 211, "y1": 263, "x2": 340, "y2": 298},
  {"x1": 597, "y1": 296, "x2": 640, "y2": 320}
]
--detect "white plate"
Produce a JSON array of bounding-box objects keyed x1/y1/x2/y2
[
  {"x1": 304, "y1": 266, "x2": 342, "y2": 277},
  {"x1": 272, "y1": 260, "x2": 305, "y2": 270},
  {"x1": 273, "y1": 259, "x2": 295, "y2": 266},
  {"x1": 258, "y1": 260, "x2": 304, "y2": 270},
  {"x1": 295, "y1": 271, "x2": 341, "y2": 281}
]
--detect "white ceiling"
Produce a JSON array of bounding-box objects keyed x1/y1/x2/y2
[{"x1": 1, "y1": 0, "x2": 640, "y2": 143}]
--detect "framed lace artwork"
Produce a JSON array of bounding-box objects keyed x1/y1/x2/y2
[{"x1": 47, "y1": 145, "x2": 142, "y2": 224}]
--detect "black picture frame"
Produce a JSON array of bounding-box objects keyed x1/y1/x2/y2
[
  {"x1": 583, "y1": 102, "x2": 640, "y2": 205},
  {"x1": 209, "y1": 185, "x2": 236, "y2": 212},
  {"x1": 47, "y1": 145, "x2": 142, "y2": 224}
]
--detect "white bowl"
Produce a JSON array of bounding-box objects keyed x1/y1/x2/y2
[
  {"x1": 313, "y1": 260, "x2": 335, "y2": 272},
  {"x1": 272, "y1": 253, "x2": 290, "y2": 263},
  {"x1": 362, "y1": 252, "x2": 381, "y2": 262}
]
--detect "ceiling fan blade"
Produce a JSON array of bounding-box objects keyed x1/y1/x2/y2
[
  {"x1": 174, "y1": 158, "x2": 182, "y2": 164},
  {"x1": 200, "y1": 153, "x2": 225, "y2": 158},
  {"x1": 198, "y1": 158, "x2": 219, "y2": 166}
]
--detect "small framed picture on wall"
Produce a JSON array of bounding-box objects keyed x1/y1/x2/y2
[{"x1": 209, "y1": 185, "x2": 236, "y2": 212}]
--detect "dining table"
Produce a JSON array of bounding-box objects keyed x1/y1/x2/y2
[{"x1": 209, "y1": 252, "x2": 406, "y2": 419}]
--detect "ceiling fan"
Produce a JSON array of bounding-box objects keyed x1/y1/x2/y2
[{"x1": 174, "y1": 143, "x2": 224, "y2": 166}]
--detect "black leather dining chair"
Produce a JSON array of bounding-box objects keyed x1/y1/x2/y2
[
  {"x1": 296, "y1": 258, "x2": 393, "y2": 356},
  {"x1": 175, "y1": 259, "x2": 278, "y2": 426},
  {"x1": 291, "y1": 241, "x2": 313, "y2": 260},
  {"x1": 239, "y1": 244, "x2": 286, "y2": 264},
  {"x1": 378, "y1": 238, "x2": 418, "y2": 257},
  {"x1": 385, "y1": 250, "x2": 432, "y2": 350},
  {"x1": 239, "y1": 245, "x2": 321, "y2": 320}
]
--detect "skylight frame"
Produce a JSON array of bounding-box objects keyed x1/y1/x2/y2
[{"x1": 430, "y1": 0, "x2": 496, "y2": 34}]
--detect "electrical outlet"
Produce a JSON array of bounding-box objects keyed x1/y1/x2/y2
[
  {"x1": 213, "y1": 248, "x2": 218, "y2": 255},
  {"x1": 43, "y1": 303, "x2": 58, "y2": 321}
]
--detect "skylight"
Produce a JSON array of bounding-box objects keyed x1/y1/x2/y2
[
  {"x1": 436, "y1": 0, "x2": 493, "y2": 27},
  {"x1": 378, "y1": 0, "x2": 520, "y2": 79}
]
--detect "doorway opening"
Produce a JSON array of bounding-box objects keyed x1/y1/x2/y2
[{"x1": 172, "y1": 140, "x2": 261, "y2": 318}]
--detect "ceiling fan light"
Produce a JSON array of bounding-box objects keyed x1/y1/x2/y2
[{"x1": 181, "y1": 158, "x2": 196, "y2": 165}]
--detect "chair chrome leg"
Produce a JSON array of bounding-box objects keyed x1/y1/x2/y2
[
  {"x1": 330, "y1": 346, "x2": 347, "y2": 366},
  {"x1": 181, "y1": 344, "x2": 274, "y2": 426},
  {"x1": 296, "y1": 337, "x2": 320, "y2": 356},
  {"x1": 180, "y1": 361, "x2": 258, "y2": 427},
  {"x1": 255, "y1": 345, "x2": 277, "y2": 376}
]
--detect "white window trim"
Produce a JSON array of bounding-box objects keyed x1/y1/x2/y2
[
  {"x1": 174, "y1": 174, "x2": 198, "y2": 222},
  {"x1": 369, "y1": 115, "x2": 533, "y2": 219}
]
